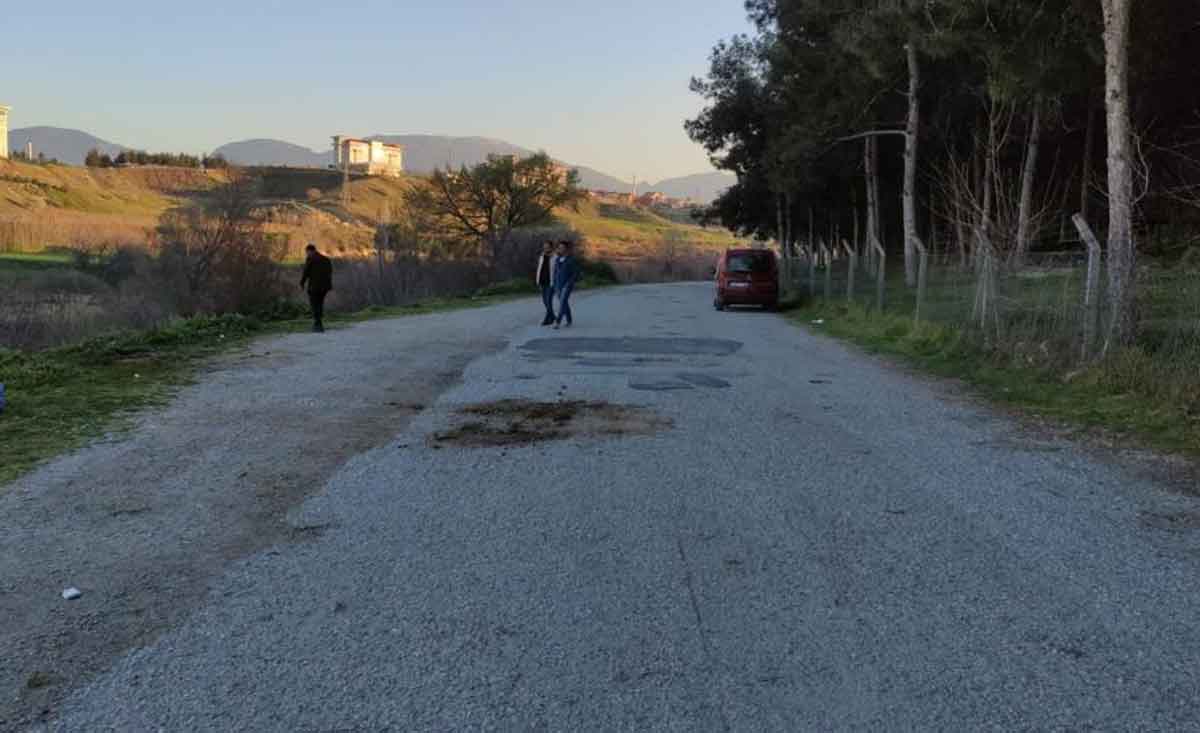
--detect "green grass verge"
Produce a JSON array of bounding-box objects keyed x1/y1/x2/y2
[
  {"x1": 0, "y1": 291, "x2": 534, "y2": 487},
  {"x1": 789, "y1": 300, "x2": 1200, "y2": 457},
  {"x1": 0, "y1": 252, "x2": 75, "y2": 271}
]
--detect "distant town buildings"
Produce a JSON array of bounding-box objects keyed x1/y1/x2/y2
[
  {"x1": 587, "y1": 189, "x2": 698, "y2": 210},
  {"x1": 0, "y1": 105, "x2": 9, "y2": 159},
  {"x1": 331, "y1": 136, "x2": 404, "y2": 178}
]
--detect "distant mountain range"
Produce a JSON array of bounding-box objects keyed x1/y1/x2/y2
[
  {"x1": 8, "y1": 127, "x2": 126, "y2": 164},
  {"x1": 9, "y1": 127, "x2": 733, "y2": 203}
]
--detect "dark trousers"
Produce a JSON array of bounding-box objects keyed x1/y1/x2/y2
[
  {"x1": 556, "y1": 284, "x2": 574, "y2": 325},
  {"x1": 308, "y1": 289, "x2": 328, "y2": 330},
  {"x1": 540, "y1": 285, "x2": 556, "y2": 324}
]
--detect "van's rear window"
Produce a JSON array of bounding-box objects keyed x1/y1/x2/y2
[{"x1": 727, "y1": 253, "x2": 773, "y2": 273}]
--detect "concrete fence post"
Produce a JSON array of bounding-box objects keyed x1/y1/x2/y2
[
  {"x1": 843, "y1": 239, "x2": 857, "y2": 303},
  {"x1": 821, "y1": 240, "x2": 832, "y2": 300},
  {"x1": 913, "y1": 236, "x2": 929, "y2": 324},
  {"x1": 1072, "y1": 213, "x2": 1103, "y2": 363},
  {"x1": 808, "y1": 243, "x2": 817, "y2": 298},
  {"x1": 871, "y1": 235, "x2": 886, "y2": 311}
]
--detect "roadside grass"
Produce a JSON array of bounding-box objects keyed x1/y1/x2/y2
[
  {"x1": 790, "y1": 299, "x2": 1200, "y2": 457},
  {"x1": 0, "y1": 290, "x2": 537, "y2": 487},
  {"x1": 0, "y1": 251, "x2": 74, "y2": 271}
]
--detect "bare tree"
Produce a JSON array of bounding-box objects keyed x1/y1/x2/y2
[
  {"x1": 864, "y1": 136, "x2": 881, "y2": 273},
  {"x1": 403, "y1": 153, "x2": 585, "y2": 267},
  {"x1": 903, "y1": 37, "x2": 922, "y2": 287},
  {"x1": 156, "y1": 173, "x2": 287, "y2": 314},
  {"x1": 1013, "y1": 97, "x2": 1044, "y2": 266}
]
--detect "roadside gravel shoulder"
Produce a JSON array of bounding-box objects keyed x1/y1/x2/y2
[{"x1": 0, "y1": 299, "x2": 535, "y2": 732}]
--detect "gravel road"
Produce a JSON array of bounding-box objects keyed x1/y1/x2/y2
[{"x1": 9, "y1": 283, "x2": 1200, "y2": 731}]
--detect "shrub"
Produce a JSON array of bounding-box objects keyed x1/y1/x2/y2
[
  {"x1": 579, "y1": 259, "x2": 620, "y2": 286},
  {"x1": 155, "y1": 176, "x2": 290, "y2": 315},
  {"x1": 328, "y1": 256, "x2": 490, "y2": 313},
  {"x1": 70, "y1": 245, "x2": 151, "y2": 287},
  {"x1": 475, "y1": 278, "x2": 538, "y2": 297}
]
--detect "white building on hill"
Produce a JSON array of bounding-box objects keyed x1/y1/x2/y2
[
  {"x1": 0, "y1": 105, "x2": 9, "y2": 159},
  {"x1": 331, "y1": 136, "x2": 404, "y2": 178}
]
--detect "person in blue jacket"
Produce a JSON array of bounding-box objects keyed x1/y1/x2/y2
[{"x1": 552, "y1": 240, "x2": 580, "y2": 329}]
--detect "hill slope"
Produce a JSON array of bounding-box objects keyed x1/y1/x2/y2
[
  {"x1": 0, "y1": 159, "x2": 744, "y2": 263},
  {"x1": 14, "y1": 128, "x2": 733, "y2": 203},
  {"x1": 648, "y1": 172, "x2": 734, "y2": 203},
  {"x1": 215, "y1": 139, "x2": 328, "y2": 168}
]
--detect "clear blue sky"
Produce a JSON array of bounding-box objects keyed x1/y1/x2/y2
[{"x1": 4, "y1": 1, "x2": 751, "y2": 182}]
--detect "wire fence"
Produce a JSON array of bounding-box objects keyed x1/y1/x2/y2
[{"x1": 782, "y1": 230, "x2": 1200, "y2": 387}]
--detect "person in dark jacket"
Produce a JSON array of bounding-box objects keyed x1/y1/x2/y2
[
  {"x1": 552, "y1": 240, "x2": 580, "y2": 329},
  {"x1": 535, "y1": 240, "x2": 557, "y2": 326},
  {"x1": 299, "y1": 243, "x2": 333, "y2": 332}
]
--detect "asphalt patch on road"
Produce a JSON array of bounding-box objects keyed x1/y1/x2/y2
[
  {"x1": 431, "y1": 399, "x2": 671, "y2": 448},
  {"x1": 1138, "y1": 509, "x2": 1200, "y2": 532},
  {"x1": 522, "y1": 337, "x2": 743, "y2": 358}
]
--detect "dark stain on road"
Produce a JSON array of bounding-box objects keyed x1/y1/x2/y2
[
  {"x1": 522, "y1": 337, "x2": 743, "y2": 358},
  {"x1": 630, "y1": 381, "x2": 696, "y2": 392},
  {"x1": 677, "y1": 373, "x2": 732, "y2": 389},
  {"x1": 431, "y1": 399, "x2": 672, "y2": 447}
]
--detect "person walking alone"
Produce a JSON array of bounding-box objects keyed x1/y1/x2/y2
[
  {"x1": 536, "y1": 240, "x2": 557, "y2": 326},
  {"x1": 552, "y1": 240, "x2": 580, "y2": 329},
  {"x1": 300, "y1": 243, "x2": 333, "y2": 333}
]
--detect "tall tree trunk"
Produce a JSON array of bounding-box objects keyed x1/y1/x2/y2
[
  {"x1": 865, "y1": 136, "x2": 881, "y2": 260},
  {"x1": 956, "y1": 196, "x2": 968, "y2": 268},
  {"x1": 1102, "y1": 0, "x2": 1137, "y2": 350},
  {"x1": 903, "y1": 40, "x2": 921, "y2": 287},
  {"x1": 1080, "y1": 94, "x2": 1097, "y2": 227},
  {"x1": 980, "y1": 109, "x2": 996, "y2": 251},
  {"x1": 1013, "y1": 98, "x2": 1043, "y2": 267}
]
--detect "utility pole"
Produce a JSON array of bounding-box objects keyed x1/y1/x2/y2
[
  {"x1": 377, "y1": 202, "x2": 390, "y2": 281},
  {"x1": 342, "y1": 144, "x2": 351, "y2": 211}
]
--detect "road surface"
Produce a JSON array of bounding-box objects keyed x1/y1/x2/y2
[{"x1": 6, "y1": 283, "x2": 1200, "y2": 731}]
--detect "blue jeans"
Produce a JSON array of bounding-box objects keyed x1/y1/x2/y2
[
  {"x1": 540, "y1": 286, "x2": 556, "y2": 323},
  {"x1": 556, "y1": 284, "x2": 574, "y2": 325}
]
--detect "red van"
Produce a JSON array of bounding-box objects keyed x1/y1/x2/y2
[{"x1": 714, "y1": 248, "x2": 779, "y2": 311}]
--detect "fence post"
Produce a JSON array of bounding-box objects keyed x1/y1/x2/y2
[
  {"x1": 871, "y1": 235, "x2": 886, "y2": 311},
  {"x1": 913, "y1": 235, "x2": 928, "y2": 324},
  {"x1": 1072, "y1": 213, "x2": 1103, "y2": 362},
  {"x1": 843, "y1": 239, "x2": 857, "y2": 302},
  {"x1": 807, "y1": 243, "x2": 817, "y2": 298},
  {"x1": 821, "y1": 240, "x2": 832, "y2": 300}
]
